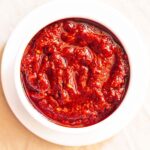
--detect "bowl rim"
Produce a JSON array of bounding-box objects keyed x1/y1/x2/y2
[{"x1": 12, "y1": 0, "x2": 148, "y2": 138}]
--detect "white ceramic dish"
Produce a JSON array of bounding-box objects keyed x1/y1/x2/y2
[{"x1": 1, "y1": 0, "x2": 149, "y2": 146}]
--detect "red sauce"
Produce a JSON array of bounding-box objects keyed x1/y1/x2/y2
[{"x1": 21, "y1": 18, "x2": 130, "y2": 127}]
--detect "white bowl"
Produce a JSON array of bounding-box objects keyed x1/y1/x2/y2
[{"x1": 2, "y1": 0, "x2": 149, "y2": 146}]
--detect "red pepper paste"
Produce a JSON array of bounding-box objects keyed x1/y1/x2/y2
[{"x1": 21, "y1": 18, "x2": 130, "y2": 127}]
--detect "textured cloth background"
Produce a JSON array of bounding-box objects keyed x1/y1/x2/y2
[{"x1": 0, "y1": 0, "x2": 150, "y2": 149}]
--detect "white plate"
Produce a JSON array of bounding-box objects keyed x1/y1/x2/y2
[{"x1": 1, "y1": 0, "x2": 150, "y2": 146}]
